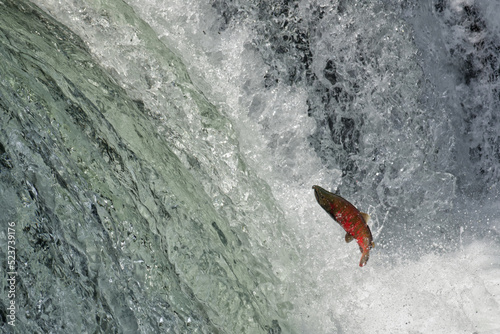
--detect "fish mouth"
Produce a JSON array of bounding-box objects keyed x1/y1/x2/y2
[{"x1": 312, "y1": 185, "x2": 320, "y2": 202}]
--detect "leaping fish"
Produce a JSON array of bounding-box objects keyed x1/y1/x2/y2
[{"x1": 312, "y1": 185, "x2": 375, "y2": 267}]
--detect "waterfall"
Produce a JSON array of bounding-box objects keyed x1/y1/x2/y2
[{"x1": 1, "y1": 0, "x2": 499, "y2": 332}]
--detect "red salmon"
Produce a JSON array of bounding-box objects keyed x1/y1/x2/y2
[{"x1": 313, "y1": 185, "x2": 375, "y2": 267}]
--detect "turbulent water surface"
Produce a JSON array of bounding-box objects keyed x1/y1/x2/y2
[{"x1": 1, "y1": 0, "x2": 500, "y2": 333}]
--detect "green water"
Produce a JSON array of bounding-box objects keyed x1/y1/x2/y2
[{"x1": 0, "y1": 1, "x2": 292, "y2": 332}]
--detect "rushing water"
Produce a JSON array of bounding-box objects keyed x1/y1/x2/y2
[{"x1": 1, "y1": 0, "x2": 499, "y2": 333}]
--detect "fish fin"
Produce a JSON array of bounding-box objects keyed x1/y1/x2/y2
[
  {"x1": 359, "y1": 249, "x2": 370, "y2": 267},
  {"x1": 345, "y1": 233, "x2": 354, "y2": 243},
  {"x1": 360, "y1": 212, "x2": 370, "y2": 223}
]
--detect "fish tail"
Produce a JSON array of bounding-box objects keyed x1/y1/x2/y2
[{"x1": 359, "y1": 249, "x2": 370, "y2": 267}]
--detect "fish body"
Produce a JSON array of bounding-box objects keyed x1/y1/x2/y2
[{"x1": 312, "y1": 185, "x2": 374, "y2": 267}]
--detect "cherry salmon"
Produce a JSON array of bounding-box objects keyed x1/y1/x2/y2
[{"x1": 312, "y1": 185, "x2": 375, "y2": 267}]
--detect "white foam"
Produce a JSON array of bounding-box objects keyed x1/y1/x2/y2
[{"x1": 289, "y1": 239, "x2": 500, "y2": 333}]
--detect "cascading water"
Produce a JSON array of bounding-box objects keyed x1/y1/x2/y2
[{"x1": 1, "y1": 0, "x2": 499, "y2": 333}]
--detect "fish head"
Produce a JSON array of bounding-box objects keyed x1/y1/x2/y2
[{"x1": 312, "y1": 185, "x2": 334, "y2": 210}]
